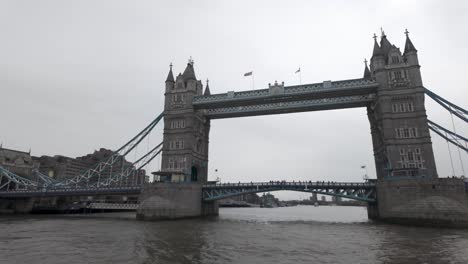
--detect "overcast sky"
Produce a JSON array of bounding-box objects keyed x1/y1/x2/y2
[{"x1": 1, "y1": 0, "x2": 467, "y2": 199}]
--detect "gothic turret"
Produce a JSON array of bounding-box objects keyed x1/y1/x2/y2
[
  {"x1": 371, "y1": 34, "x2": 383, "y2": 59},
  {"x1": 380, "y1": 30, "x2": 393, "y2": 57},
  {"x1": 165, "y1": 63, "x2": 175, "y2": 92},
  {"x1": 403, "y1": 29, "x2": 419, "y2": 65},
  {"x1": 370, "y1": 34, "x2": 385, "y2": 72},
  {"x1": 204, "y1": 79, "x2": 211, "y2": 95},
  {"x1": 182, "y1": 60, "x2": 197, "y2": 81},
  {"x1": 363, "y1": 59, "x2": 371, "y2": 79},
  {"x1": 166, "y1": 63, "x2": 175, "y2": 83},
  {"x1": 404, "y1": 29, "x2": 417, "y2": 54}
]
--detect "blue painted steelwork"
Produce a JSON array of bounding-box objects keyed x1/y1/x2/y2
[
  {"x1": 202, "y1": 181, "x2": 377, "y2": 202},
  {"x1": 0, "y1": 181, "x2": 375, "y2": 202},
  {"x1": 32, "y1": 169, "x2": 58, "y2": 187},
  {"x1": 425, "y1": 88, "x2": 467, "y2": 123},
  {"x1": 0, "y1": 186, "x2": 141, "y2": 198},
  {"x1": 193, "y1": 78, "x2": 378, "y2": 105},
  {"x1": 427, "y1": 120, "x2": 467, "y2": 152},
  {"x1": 424, "y1": 88, "x2": 467, "y2": 152},
  {"x1": 203, "y1": 94, "x2": 375, "y2": 119},
  {"x1": 193, "y1": 78, "x2": 378, "y2": 119},
  {"x1": 52, "y1": 112, "x2": 164, "y2": 188},
  {"x1": 0, "y1": 166, "x2": 38, "y2": 190},
  {"x1": 0, "y1": 113, "x2": 164, "y2": 193},
  {"x1": 89, "y1": 142, "x2": 163, "y2": 188}
]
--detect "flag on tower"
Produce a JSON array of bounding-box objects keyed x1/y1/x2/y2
[
  {"x1": 295, "y1": 67, "x2": 301, "y2": 74},
  {"x1": 361, "y1": 165, "x2": 366, "y2": 169},
  {"x1": 244, "y1": 71, "x2": 253, "y2": 77}
]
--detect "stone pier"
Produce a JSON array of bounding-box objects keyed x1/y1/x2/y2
[
  {"x1": 370, "y1": 178, "x2": 468, "y2": 227},
  {"x1": 136, "y1": 182, "x2": 218, "y2": 220},
  {"x1": 0, "y1": 198, "x2": 34, "y2": 214}
]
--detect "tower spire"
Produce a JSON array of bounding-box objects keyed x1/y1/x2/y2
[
  {"x1": 379, "y1": 28, "x2": 392, "y2": 56},
  {"x1": 182, "y1": 58, "x2": 196, "y2": 80},
  {"x1": 363, "y1": 58, "x2": 371, "y2": 79},
  {"x1": 371, "y1": 33, "x2": 383, "y2": 58},
  {"x1": 404, "y1": 28, "x2": 417, "y2": 54},
  {"x1": 165, "y1": 63, "x2": 175, "y2": 83},
  {"x1": 204, "y1": 79, "x2": 211, "y2": 95}
]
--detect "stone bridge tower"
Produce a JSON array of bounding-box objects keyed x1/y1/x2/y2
[
  {"x1": 367, "y1": 31, "x2": 438, "y2": 179},
  {"x1": 137, "y1": 61, "x2": 217, "y2": 220},
  {"x1": 365, "y1": 32, "x2": 468, "y2": 226},
  {"x1": 160, "y1": 61, "x2": 211, "y2": 183}
]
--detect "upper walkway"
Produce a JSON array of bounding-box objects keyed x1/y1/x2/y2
[{"x1": 193, "y1": 78, "x2": 378, "y2": 118}]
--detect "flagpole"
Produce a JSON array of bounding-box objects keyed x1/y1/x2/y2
[
  {"x1": 244, "y1": 71, "x2": 254, "y2": 89},
  {"x1": 295, "y1": 67, "x2": 302, "y2": 85},
  {"x1": 252, "y1": 72, "x2": 255, "y2": 89}
]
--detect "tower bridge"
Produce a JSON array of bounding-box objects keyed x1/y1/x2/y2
[{"x1": 1, "y1": 31, "x2": 468, "y2": 226}]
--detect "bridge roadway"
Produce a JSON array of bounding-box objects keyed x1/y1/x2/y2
[
  {"x1": 0, "y1": 181, "x2": 376, "y2": 201},
  {"x1": 202, "y1": 181, "x2": 377, "y2": 202},
  {"x1": 0, "y1": 186, "x2": 142, "y2": 198},
  {"x1": 1, "y1": 181, "x2": 466, "y2": 202}
]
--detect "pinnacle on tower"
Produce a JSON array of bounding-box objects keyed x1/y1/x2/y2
[
  {"x1": 379, "y1": 29, "x2": 392, "y2": 56},
  {"x1": 182, "y1": 58, "x2": 197, "y2": 80},
  {"x1": 166, "y1": 63, "x2": 175, "y2": 83},
  {"x1": 363, "y1": 59, "x2": 371, "y2": 79},
  {"x1": 204, "y1": 79, "x2": 211, "y2": 95},
  {"x1": 404, "y1": 29, "x2": 417, "y2": 54},
  {"x1": 371, "y1": 33, "x2": 383, "y2": 59}
]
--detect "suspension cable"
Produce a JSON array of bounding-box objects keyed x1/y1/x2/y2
[
  {"x1": 425, "y1": 88, "x2": 468, "y2": 122},
  {"x1": 427, "y1": 120, "x2": 467, "y2": 151},
  {"x1": 450, "y1": 109, "x2": 466, "y2": 176},
  {"x1": 445, "y1": 131, "x2": 456, "y2": 177}
]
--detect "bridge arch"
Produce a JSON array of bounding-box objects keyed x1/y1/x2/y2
[{"x1": 202, "y1": 182, "x2": 376, "y2": 203}]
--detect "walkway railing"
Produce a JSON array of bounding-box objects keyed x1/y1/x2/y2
[
  {"x1": 203, "y1": 181, "x2": 376, "y2": 188},
  {"x1": 203, "y1": 181, "x2": 377, "y2": 202}
]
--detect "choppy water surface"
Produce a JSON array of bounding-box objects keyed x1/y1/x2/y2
[{"x1": 1, "y1": 206, "x2": 468, "y2": 264}]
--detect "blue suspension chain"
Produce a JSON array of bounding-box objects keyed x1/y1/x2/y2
[
  {"x1": 449, "y1": 107, "x2": 466, "y2": 176},
  {"x1": 445, "y1": 131, "x2": 456, "y2": 177}
]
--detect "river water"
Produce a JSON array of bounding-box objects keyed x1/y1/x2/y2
[{"x1": 1, "y1": 206, "x2": 468, "y2": 264}]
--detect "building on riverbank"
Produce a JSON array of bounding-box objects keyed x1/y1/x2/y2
[
  {"x1": 33, "y1": 148, "x2": 147, "y2": 184},
  {"x1": 1, "y1": 147, "x2": 147, "y2": 184},
  {"x1": 0, "y1": 147, "x2": 38, "y2": 179}
]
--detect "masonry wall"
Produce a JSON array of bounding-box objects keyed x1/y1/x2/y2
[
  {"x1": 0, "y1": 198, "x2": 34, "y2": 214},
  {"x1": 375, "y1": 178, "x2": 468, "y2": 226},
  {"x1": 137, "y1": 182, "x2": 218, "y2": 220}
]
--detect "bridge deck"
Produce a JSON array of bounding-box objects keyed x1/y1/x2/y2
[
  {"x1": 1, "y1": 180, "x2": 465, "y2": 200},
  {"x1": 0, "y1": 186, "x2": 141, "y2": 198},
  {"x1": 202, "y1": 181, "x2": 377, "y2": 202}
]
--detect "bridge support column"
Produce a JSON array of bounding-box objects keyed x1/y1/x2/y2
[
  {"x1": 202, "y1": 200, "x2": 219, "y2": 216},
  {"x1": 137, "y1": 182, "x2": 217, "y2": 220},
  {"x1": 372, "y1": 178, "x2": 468, "y2": 227},
  {"x1": 367, "y1": 202, "x2": 379, "y2": 220},
  {"x1": 13, "y1": 198, "x2": 34, "y2": 214}
]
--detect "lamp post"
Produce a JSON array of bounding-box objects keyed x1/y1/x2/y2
[
  {"x1": 215, "y1": 169, "x2": 220, "y2": 183},
  {"x1": 361, "y1": 165, "x2": 369, "y2": 181}
]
